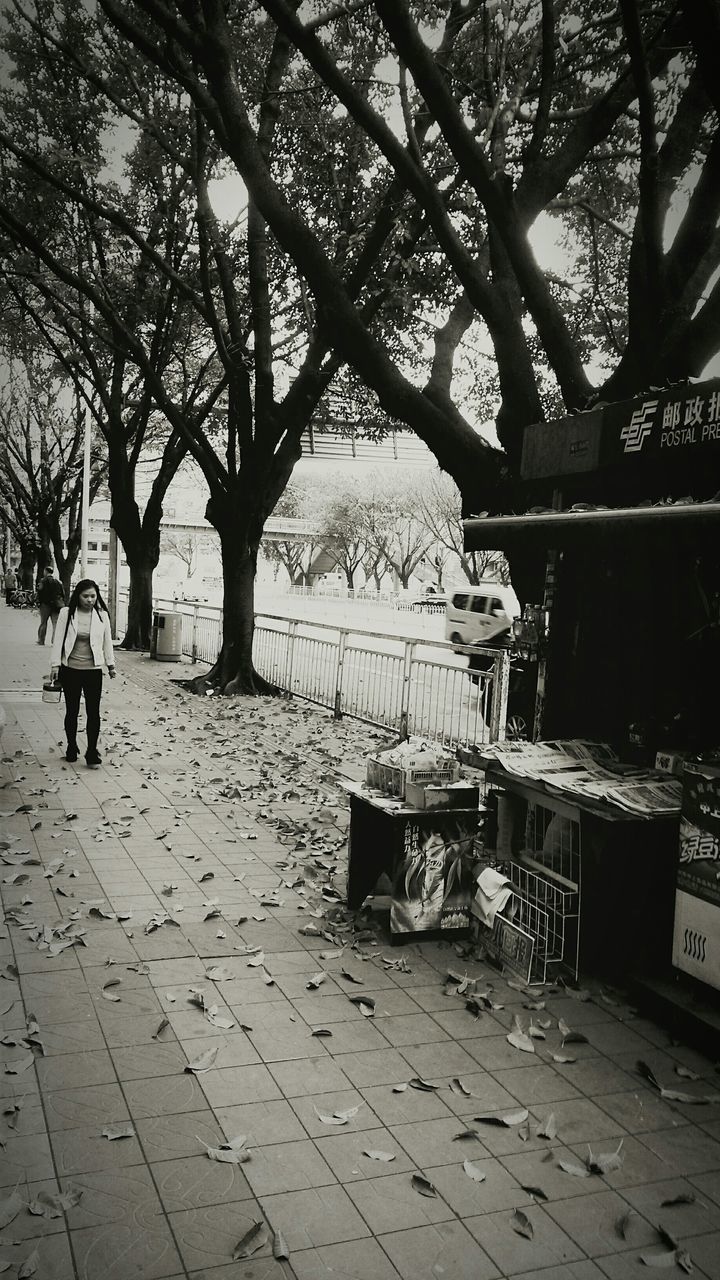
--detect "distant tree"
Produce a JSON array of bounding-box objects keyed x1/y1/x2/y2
[
  {"x1": 315, "y1": 476, "x2": 369, "y2": 590},
  {"x1": 262, "y1": 478, "x2": 320, "y2": 586},
  {"x1": 0, "y1": 364, "x2": 106, "y2": 595},
  {"x1": 161, "y1": 529, "x2": 212, "y2": 579},
  {"x1": 415, "y1": 470, "x2": 509, "y2": 586}
]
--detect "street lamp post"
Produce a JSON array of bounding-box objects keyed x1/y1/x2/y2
[{"x1": 80, "y1": 404, "x2": 91, "y2": 578}]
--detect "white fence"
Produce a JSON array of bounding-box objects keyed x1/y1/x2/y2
[{"x1": 116, "y1": 593, "x2": 509, "y2": 749}]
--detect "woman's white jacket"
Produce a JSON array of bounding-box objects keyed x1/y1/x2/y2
[{"x1": 51, "y1": 607, "x2": 115, "y2": 670}]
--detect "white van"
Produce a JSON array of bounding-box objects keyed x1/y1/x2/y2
[{"x1": 445, "y1": 583, "x2": 520, "y2": 647}]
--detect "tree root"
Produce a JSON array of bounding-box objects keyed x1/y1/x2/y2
[{"x1": 182, "y1": 665, "x2": 283, "y2": 697}]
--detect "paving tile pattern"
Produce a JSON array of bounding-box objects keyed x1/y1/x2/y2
[{"x1": 2, "y1": 605, "x2": 720, "y2": 1279}]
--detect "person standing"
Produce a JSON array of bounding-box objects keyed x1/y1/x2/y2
[
  {"x1": 50, "y1": 579, "x2": 116, "y2": 766},
  {"x1": 4, "y1": 565, "x2": 17, "y2": 605},
  {"x1": 36, "y1": 567, "x2": 65, "y2": 644}
]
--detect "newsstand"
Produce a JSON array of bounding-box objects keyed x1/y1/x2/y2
[{"x1": 462, "y1": 379, "x2": 720, "y2": 1052}]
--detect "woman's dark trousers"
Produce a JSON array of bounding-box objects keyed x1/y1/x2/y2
[{"x1": 60, "y1": 668, "x2": 103, "y2": 753}]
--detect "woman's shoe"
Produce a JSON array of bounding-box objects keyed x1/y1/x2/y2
[
  {"x1": 65, "y1": 745, "x2": 78, "y2": 763},
  {"x1": 85, "y1": 750, "x2": 102, "y2": 767}
]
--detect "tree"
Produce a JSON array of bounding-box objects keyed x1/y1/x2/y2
[
  {"x1": 0, "y1": 5, "x2": 197, "y2": 647},
  {"x1": 6, "y1": 0, "x2": 718, "y2": 684},
  {"x1": 360, "y1": 472, "x2": 433, "y2": 590},
  {"x1": 0, "y1": 363, "x2": 106, "y2": 595},
  {"x1": 91, "y1": 1, "x2": 720, "y2": 555},
  {"x1": 161, "y1": 529, "x2": 211, "y2": 578},
  {"x1": 2, "y1": 0, "x2": 455, "y2": 690},
  {"x1": 261, "y1": 478, "x2": 321, "y2": 586},
  {"x1": 314, "y1": 476, "x2": 368, "y2": 590},
  {"x1": 415, "y1": 469, "x2": 509, "y2": 586}
]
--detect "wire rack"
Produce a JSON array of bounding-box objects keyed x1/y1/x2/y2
[{"x1": 481, "y1": 793, "x2": 581, "y2": 983}]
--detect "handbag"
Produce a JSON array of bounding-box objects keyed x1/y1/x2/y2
[
  {"x1": 42, "y1": 677, "x2": 62, "y2": 705},
  {"x1": 42, "y1": 609, "x2": 71, "y2": 704}
]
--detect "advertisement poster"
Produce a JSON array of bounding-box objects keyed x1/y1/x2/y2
[
  {"x1": 390, "y1": 815, "x2": 476, "y2": 935},
  {"x1": 677, "y1": 764, "x2": 720, "y2": 909}
]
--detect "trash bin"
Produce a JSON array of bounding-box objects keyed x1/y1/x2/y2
[{"x1": 151, "y1": 610, "x2": 183, "y2": 662}]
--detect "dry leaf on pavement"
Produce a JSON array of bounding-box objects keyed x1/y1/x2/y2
[
  {"x1": 233, "y1": 1221, "x2": 268, "y2": 1260},
  {"x1": 512, "y1": 1208, "x2": 534, "y2": 1239}
]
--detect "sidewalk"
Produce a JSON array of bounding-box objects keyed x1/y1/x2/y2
[{"x1": 1, "y1": 599, "x2": 720, "y2": 1280}]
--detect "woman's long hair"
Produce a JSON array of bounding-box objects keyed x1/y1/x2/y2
[{"x1": 67, "y1": 579, "x2": 109, "y2": 620}]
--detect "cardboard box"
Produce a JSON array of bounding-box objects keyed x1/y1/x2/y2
[
  {"x1": 655, "y1": 749, "x2": 686, "y2": 776},
  {"x1": 404, "y1": 782, "x2": 480, "y2": 811}
]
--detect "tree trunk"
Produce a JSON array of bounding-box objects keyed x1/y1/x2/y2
[
  {"x1": 18, "y1": 545, "x2": 36, "y2": 589},
  {"x1": 123, "y1": 554, "x2": 156, "y2": 649},
  {"x1": 189, "y1": 512, "x2": 279, "y2": 696}
]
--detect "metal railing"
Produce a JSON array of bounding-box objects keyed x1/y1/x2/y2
[{"x1": 116, "y1": 591, "x2": 508, "y2": 748}]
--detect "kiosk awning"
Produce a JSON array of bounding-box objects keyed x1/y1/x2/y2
[{"x1": 463, "y1": 501, "x2": 720, "y2": 551}]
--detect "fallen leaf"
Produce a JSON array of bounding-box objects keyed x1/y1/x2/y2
[
  {"x1": 411, "y1": 1173, "x2": 437, "y2": 1198},
  {"x1": 450, "y1": 1077, "x2": 472, "y2": 1097},
  {"x1": 152, "y1": 1018, "x2": 170, "y2": 1040},
  {"x1": 513, "y1": 1208, "x2": 534, "y2": 1239},
  {"x1": 640, "y1": 1252, "x2": 680, "y2": 1268},
  {"x1": 334, "y1": 1104, "x2": 363, "y2": 1121},
  {"x1": 520, "y1": 1185, "x2": 548, "y2": 1200},
  {"x1": 185, "y1": 1047, "x2": 219, "y2": 1073},
  {"x1": 311, "y1": 1027, "x2": 332, "y2": 1037},
  {"x1": 0, "y1": 1188, "x2": 23, "y2": 1229},
  {"x1": 313, "y1": 1107, "x2": 348, "y2": 1126},
  {"x1": 205, "y1": 965, "x2": 233, "y2": 982},
  {"x1": 453, "y1": 1129, "x2": 481, "y2": 1141},
  {"x1": 586, "y1": 1139, "x2": 624, "y2": 1175},
  {"x1": 676, "y1": 1249, "x2": 694, "y2": 1274},
  {"x1": 558, "y1": 1158, "x2": 591, "y2": 1178},
  {"x1": 305, "y1": 972, "x2": 327, "y2": 990},
  {"x1": 537, "y1": 1112, "x2": 557, "y2": 1140},
  {"x1": 273, "y1": 1228, "x2": 290, "y2": 1260},
  {"x1": 18, "y1": 1248, "x2": 40, "y2": 1279},
  {"x1": 4, "y1": 1053, "x2": 34, "y2": 1074},
  {"x1": 363, "y1": 1149, "x2": 396, "y2": 1162},
  {"x1": 202, "y1": 1135, "x2": 251, "y2": 1164},
  {"x1": 102, "y1": 1122, "x2": 135, "y2": 1140},
  {"x1": 660, "y1": 1194, "x2": 696, "y2": 1207},
  {"x1": 507, "y1": 1022, "x2": 535, "y2": 1054},
  {"x1": 408, "y1": 1076, "x2": 439, "y2": 1091},
  {"x1": 101, "y1": 979, "x2": 122, "y2": 1002},
  {"x1": 552, "y1": 1052, "x2": 577, "y2": 1064},
  {"x1": 232, "y1": 1220, "x2": 268, "y2": 1260},
  {"x1": 463, "y1": 1159, "x2": 486, "y2": 1182},
  {"x1": 616, "y1": 1210, "x2": 636, "y2": 1239},
  {"x1": 392, "y1": 1083, "x2": 408, "y2": 1093},
  {"x1": 340, "y1": 969, "x2": 364, "y2": 984},
  {"x1": 502, "y1": 1107, "x2": 529, "y2": 1126},
  {"x1": 675, "y1": 1066, "x2": 700, "y2": 1081}
]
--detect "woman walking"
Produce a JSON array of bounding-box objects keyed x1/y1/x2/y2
[{"x1": 50, "y1": 579, "x2": 116, "y2": 766}]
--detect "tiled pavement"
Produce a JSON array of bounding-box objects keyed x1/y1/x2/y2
[{"x1": 1, "y1": 601, "x2": 720, "y2": 1280}]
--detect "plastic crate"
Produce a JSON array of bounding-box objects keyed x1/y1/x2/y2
[{"x1": 366, "y1": 757, "x2": 460, "y2": 798}]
